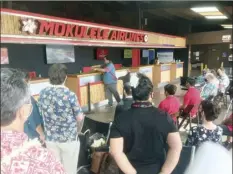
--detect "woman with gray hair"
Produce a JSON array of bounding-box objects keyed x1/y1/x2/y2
[
  {"x1": 1, "y1": 68, "x2": 65, "y2": 173},
  {"x1": 200, "y1": 73, "x2": 218, "y2": 100}
]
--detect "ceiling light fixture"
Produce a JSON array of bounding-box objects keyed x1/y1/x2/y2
[
  {"x1": 221, "y1": 24, "x2": 232, "y2": 28},
  {"x1": 205, "y1": 15, "x2": 228, "y2": 19},
  {"x1": 191, "y1": 7, "x2": 219, "y2": 13}
]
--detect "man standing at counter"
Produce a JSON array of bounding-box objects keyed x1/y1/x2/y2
[{"x1": 92, "y1": 56, "x2": 122, "y2": 107}]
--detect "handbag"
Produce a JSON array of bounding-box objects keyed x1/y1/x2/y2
[
  {"x1": 90, "y1": 152, "x2": 107, "y2": 174},
  {"x1": 91, "y1": 152, "x2": 119, "y2": 174}
]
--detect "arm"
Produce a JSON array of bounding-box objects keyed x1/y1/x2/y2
[
  {"x1": 110, "y1": 138, "x2": 137, "y2": 174},
  {"x1": 160, "y1": 132, "x2": 182, "y2": 174},
  {"x1": 70, "y1": 93, "x2": 85, "y2": 133},
  {"x1": 93, "y1": 67, "x2": 107, "y2": 73},
  {"x1": 181, "y1": 93, "x2": 189, "y2": 109}
]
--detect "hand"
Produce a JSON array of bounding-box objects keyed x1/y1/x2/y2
[{"x1": 39, "y1": 134, "x2": 46, "y2": 145}]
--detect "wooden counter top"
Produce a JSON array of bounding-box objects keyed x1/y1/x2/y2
[
  {"x1": 30, "y1": 78, "x2": 49, "y2": 84},
  {"x1": 154, "y1": 63, "x2": 172, "y2": 66}
]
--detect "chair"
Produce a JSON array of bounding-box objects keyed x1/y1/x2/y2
[
  {"x1": 177, "y1": 105, "x2": 194, "y2": 130},
  {"x1": 171, "y1": 146, "x2": 196, "y2": 174}
]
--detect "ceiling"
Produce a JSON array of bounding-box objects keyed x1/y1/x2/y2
[{"x1": 3, "y1": 1, "x2": 233, "y2": 34}]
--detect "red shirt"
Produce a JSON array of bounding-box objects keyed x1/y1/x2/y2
[
  {"x1": 183, "y1": 87, "x2": 201, "y2": 117},
  {"x1": 226, "y1": 114, "x2": 233, "y2": 132},
  {"x1": 1, "y1": 131, "x2": 66, "y2": 174},
  {"x1": 158, "y1": 95, "x2": 180, "y2": 121}
]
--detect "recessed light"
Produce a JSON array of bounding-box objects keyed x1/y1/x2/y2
[
  {"x1": 221, "y1": 24, "x2": 232, "y2": 27},
  {"x1": 205, "y1": 15, "x2": 228, "y2": 19},
  {"x1": 191, "y1": 7, "x2": 219, "y2": 13}
]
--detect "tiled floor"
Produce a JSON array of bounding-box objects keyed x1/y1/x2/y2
[{"x1": 86, "y1": 83, "x2": 231, "y2": 143}]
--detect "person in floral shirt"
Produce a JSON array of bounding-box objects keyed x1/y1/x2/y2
[
  {"x1": 1, "y1": 68, "x2": 66, "y2": 174},
  {"x1": 38, "y1": 64, "x2": 85, "y2": 174}
]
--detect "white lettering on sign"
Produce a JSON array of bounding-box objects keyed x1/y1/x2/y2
[{"x1": 222, "y1": 35, "x2": 231, "y2": 42}]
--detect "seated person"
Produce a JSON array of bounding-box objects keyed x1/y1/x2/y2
[
  {"x1": 185, "y1": 99, "x2": 223, "y2": 148},
  {"x1": 114, "y1": 85, "x2": 133, "y2": 120},
  {"x1": 180, "y1": 77, "x2": 201, "y2": 118},
  {"x1": 200, "y1": 73, "x2": 218, "y2": 100},
  {"x1": 196, "y1": 69, "x2": 210, "y2": 85},
  {"x1": 217, "y1": 67, "x2": 230, "y2": 94},
  {"x1": 219, "y1": 114, "x2": 233, "y2": 150},
  {"x1": 158, "y1": 84, "x2": 180, "y2": 122}
]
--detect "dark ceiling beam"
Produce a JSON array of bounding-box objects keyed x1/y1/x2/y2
[{"x1": 140, "y1": 1, "x2": 232, "y2": 10}]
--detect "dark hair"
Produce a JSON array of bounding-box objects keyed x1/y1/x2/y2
[
  {"x1": 124, "y1": 85, "x2": 132, "y2": 96},
  {"x1": 132, "y1": 73, "x2": 153, "y2": 101},
  {"x1": 186, "y1": 77, "x2": 196, "y2": 86},
  {"x1": 48, "y1": 64, "x2": 67, "y2": 85},
  {"x1": 164, "y1": 84, "x2": 177, "y2": 95},
  {"x1": 1, "y1": 68, "x2": 30, "y2": 126},
  {"x1": 201, "y1": 99, "x2": 221, "y2": 121}
]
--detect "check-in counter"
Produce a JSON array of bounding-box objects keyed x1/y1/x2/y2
[
  {"x1": 65, "y1": 65, "x2": 154, "y2": 109},
  {"x1": 153, "y1": 64, "x2": 171, "y2": 87},
  {"x1": 170, "y1": 62, "x2": 184, "y2": 81}
]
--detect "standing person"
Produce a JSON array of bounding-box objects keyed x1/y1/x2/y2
[
  {"x1": 217, "y1": 67, "x2": 230, "y2": 94},
  {"x1": 93, "y1": 56, "x2": 122, "y2": 107},
  {"x1": 38, "y1": 64, "x2": 85, "y2": 174},
  {"x1": 185, "y1": 99, "x2": 223, "y2": 148},
  {"x1": 1, "y1": 68, "x2": 65, "y2": 174},
  {"x1": 110, "y1": 73, "x2": 182, "y2": 174},
  {"x1": 158, "y1": 84, "x2": 181, "y2": 122},
  {"x1": 114, "y1": 85, "x2": 133, "y2": 120},
  {"x1": 180, "y1": 77, "x2": 201, "y2": 118},
  {"x1": 23, "y1": 73, "x2": 45, "y2": 144}
]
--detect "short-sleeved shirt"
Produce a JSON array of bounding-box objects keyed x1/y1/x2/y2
[
  {"x1": 185, "y1": 125, "x2": 223, "y2": 148},
  {"x1": 201, "y1": 83, "x2": 218, "y2": 99},
  {"x1": 103, "y1": 63, "x2": 117, "y2": 84},
  {"x1": 219, "y1": 74, "x2": 230, "y2": 93},
  {"x1": 24, "y1": 97, "x2": 43, "y2": 139},
  {"x1": 38, "y1": 86, "x2": 83, "y2": 143},
  {"x1": 158, "y1": 96, "x2": 180, "y2": 121},
  {"x1": 110, "y1": 102, "x2": 178, "y2": 173},
  {"x1": 183, "y1": 87, "x2": 201, "y2": 117}
]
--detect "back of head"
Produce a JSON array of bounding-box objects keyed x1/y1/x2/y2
[
  {"x1": 164, "y1": 84, "x2": 177, "y2": 95},
  {"x1": 201, "y1": 98, "x2": 221, "y2": 121},
  {"x1": 186, "y1": 77, "x2": 196, "y2": 86},
  {"x1": 132, "y1": 73, "x2": 153, "y2": 101},
  {"x1": 205, "y1": 73, "x2": 215, "y2": 82},
  {"x1": 1, "y1": 68, "x2": 30, "y2": 126},
  {"x1": 210, "y1": 69, "x2": 217, "y2": 77},
  {"x1": 48, "y1": 64, "x2": 67, "y2": 85}
]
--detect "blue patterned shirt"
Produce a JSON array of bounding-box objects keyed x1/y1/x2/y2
[
  {"x1": 201, "y1": 83, "x2": 218, "y2": 100},
  {"x1": 38, "y1": 86, "x2": 83, "y2": 143}
]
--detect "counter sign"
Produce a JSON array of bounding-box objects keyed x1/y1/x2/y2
[{"x1": 20, "y1": 18, "x2": 147, "y2": 43}]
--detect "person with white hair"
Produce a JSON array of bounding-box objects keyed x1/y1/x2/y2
[
  {"x1": 217, "y1": 67, "x2": 230, "y2": 94},
  {"x1": 1, "y1": 68, "x2": 66, "y2": 174},
  {"x1": 185, "y1": 142, "x2": 232, "y2": 174},
  {"x1": 200, "y1": 73, "x2": 218, "y2": 100}
]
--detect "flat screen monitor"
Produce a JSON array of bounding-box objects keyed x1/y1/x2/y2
[
  {"x1": 46, "y1": 45, "x2": 75, "y2": 64},
  {"x1": 142, "y1": 49, "x2": 149, "y2": 57}
]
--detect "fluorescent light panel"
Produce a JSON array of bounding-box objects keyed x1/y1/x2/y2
[
  {"x1": 191, "y1": 7, "x2": 219, "y2": 13},
  {"x1": 221, "y1": 24, "x2": 232, "y2": 29},
  {"x1": 199, "y1": 11, "x2": 223, "y2": 16},
  {"x1": 205, "y1": 15, "x2": 228, "y2": 19}
]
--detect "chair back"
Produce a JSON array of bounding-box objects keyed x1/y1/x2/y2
[
  {"x1": 172, "y1": 146, "x2": 196, "y2": 174},
  {"x1": 183, "y1": 105, "x2": 194, "y2": 115}
]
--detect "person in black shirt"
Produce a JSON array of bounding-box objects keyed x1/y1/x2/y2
[
  {"x1": 114, "y1": 85, "x2": 133, "y2": 120},
  {"x1": 110, "y1": 73, "x2": 182, "y2": 174}
]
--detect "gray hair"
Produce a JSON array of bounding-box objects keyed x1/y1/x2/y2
[{"x1": 1, "y1": 68, "x2": 31, "y2": 126}]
